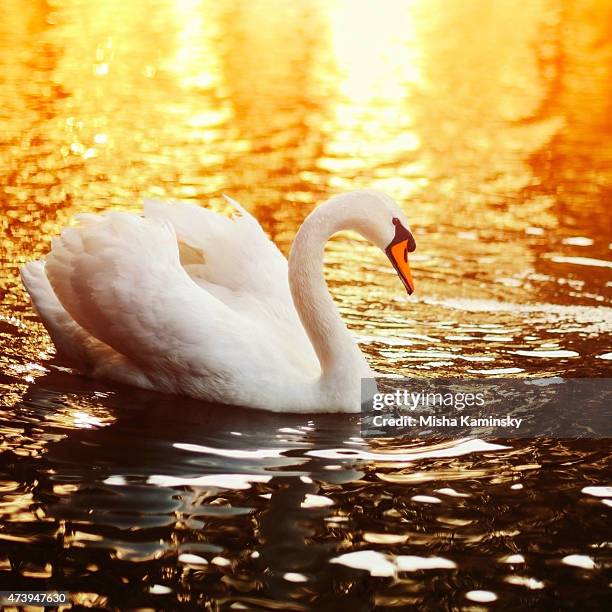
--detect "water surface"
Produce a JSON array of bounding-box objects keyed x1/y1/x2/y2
[{"x1": 1, "y1": 0, "x2": 611, "y2": 609}]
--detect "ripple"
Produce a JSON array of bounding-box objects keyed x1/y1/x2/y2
[
  {"x1": 300, "y1": 494, "x2": 334, "y2": 508},
  {"x1": 103, "y1": 475, "x2": 128, "y2": 486},
  {"x1": 149, "y1": 584, "x2": 173, "y2": 595},
  {"x1": 468, "y1": 367, "x2": 525, "y2": 375},
  {"x1": 446, "y1": 335, "x2": 480, "y2": 341},
  {"x1": 562, "y1": 236, "x2": 594, "y2": 246},
  {"x1": 396, "y1": 555, "x2": 456, "y2": 571},
  {"x1": 581, "y1": 486, "x2": 612, "y2": 497},
  {"x1": 330, "y1": 550, "x2": 395, "y2": 577},
  {"x1": 178, "y1": 553, "x2": 208, "y2": 567},
  {"x1": 512, "y1": 349, "x2": 579, "y2": 358},
  {"x1": 284, "y1": 572, "x2": 308, "y2": 583},
  {"x1": 435, "y1": 487, "x2": 470, "y2": 498},
  {"x1": 211, "y1": 556, "x2": 231, "y2": 567},
  {"x1": 174, "y1": 442, "x2": 290, "y2": 459},
  {"x1": 423, "y1": 298, "x2": 612, "y2": 323},
  {"x1": 363, "y1": 533, "x2": 409, "y2": 544},
  {"x1": 411, "y1": 495, "x2": 441, "y2": 504},
  {"x1": 466, "y1": 590, "x2": 498, "y2": 603},
  {"x1": 147, "y1": 473, "x2": 272, "y2": 489},
  {"x1": 500, "y1": 554, "x2": 525, "y2": 563},
  {"x1": 504, "y1": 575, "x2": 545, "y2": 590},
  {"x1": 547, "y1": 255, "x2": 612, "y2": 269},
  {"x1": 307, "y1": 439, "x2": 508, "y2": 462},
  {"x1": 329, "y1": 550, "x2": 457, "y2": 577},
  {"x1": 561, "y1": 555, "x2": 596, "y2": 570}
]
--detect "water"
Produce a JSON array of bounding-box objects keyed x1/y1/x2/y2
[{"x1": 1, "y1": 0, "x2": 611, "y2": 608}]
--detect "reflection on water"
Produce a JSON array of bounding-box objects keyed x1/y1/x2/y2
[
  {"x1": 1, "y1": 375, "x2": 610, "y2": 608},
  {"x1": 0, "y1": 0, "x2": 611, "y2": 608}
]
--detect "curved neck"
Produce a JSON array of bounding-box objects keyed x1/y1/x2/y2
[{"x1": 288, "y1": 195, "x2": 373, "y2": 384}]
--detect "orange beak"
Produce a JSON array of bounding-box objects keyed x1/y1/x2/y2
[{"x1": 385, "y1": 218, "x2": 416, "y2": 295}]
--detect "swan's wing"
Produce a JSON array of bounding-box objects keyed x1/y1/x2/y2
[
  {"x1": 142, "y1": 196, "x2": 291, "y2": 308},
  {"x1": 44, "y1": 212, "x2": 252, "y2": 379},
  {"x1": 20, "y1": 260, "x2": 154, "y2": 388},
  {"x1": 141, "y1": 197, "x2": 320, "y2": 372},
  {"x1": 21, "y1": 259, "x2": 109, "y2": 366}
]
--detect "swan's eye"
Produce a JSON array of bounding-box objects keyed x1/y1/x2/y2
[{"x1": 390, "y1": 217, "x2": 416, "y2": 253}]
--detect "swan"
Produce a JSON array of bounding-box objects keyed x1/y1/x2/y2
[{"x1": 21, "y1": 190, "x2": 416, "y2": 413}]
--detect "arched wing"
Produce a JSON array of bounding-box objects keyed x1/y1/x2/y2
[
  {"x1": 44, "y1": 212, "x2": 249, "y2": 378},
  {"x1": 142, "y1": 196, "x2": 292, "y2": 310}
]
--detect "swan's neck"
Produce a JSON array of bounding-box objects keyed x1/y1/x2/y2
[{"x1": 288, "y1": 198, "x2": 372, "y2": 387}]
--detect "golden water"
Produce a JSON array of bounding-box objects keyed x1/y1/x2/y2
[{"x1": 0, "y1": 0, "x2": 611, "y2": 608}]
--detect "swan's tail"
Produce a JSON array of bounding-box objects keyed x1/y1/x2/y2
[
  {"x1": 21, "y1": 259, "x2": 154, "y2": 388},
  {"x1": 42, "y1": 211, "x2": 223, "y2": 381},
  {"x1": 21, "y1": 260, "x2": 92, "y2": 364}
]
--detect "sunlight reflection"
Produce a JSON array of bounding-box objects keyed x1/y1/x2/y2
[
  {"x1": 306, "y1": 438, "x2": 508, "y2": 461},
  {"x1": 327, "y1": 0, "x2": 420, "y2": 102},
  {"x1": 322, "y1": 0, "x2": 423, "y2": 196},
  {"x1": 73, "y1": 411, "x2": 107, "y2": 429},
  {"x1": 167, "y1": 0, "x2": 221, "y2": 91},
  {"x1": 0, "y1": 1, "x2": 611, "y2": 608},
  {"x1": 148, "y1": 473, "x2": 272, "y2": 489}
]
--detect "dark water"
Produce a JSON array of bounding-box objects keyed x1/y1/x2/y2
[
  {"x1": 1, "y1": 376, "x2": 611, "y2": 610},
  {"x1": 1, "y1": 0, "x2": 611, "y2": 609}
]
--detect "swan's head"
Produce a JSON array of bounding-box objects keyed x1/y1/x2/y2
[
  {"x1": 299, "y1": 189, "x2": 417, "y2": 295},
  {"x1": 339, "y1": 190, "x2": 417, "y2": 295}
]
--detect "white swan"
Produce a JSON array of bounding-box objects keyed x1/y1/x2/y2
[{"x1": 21, "y1": 190, "x2": 416, "y2": 413}]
